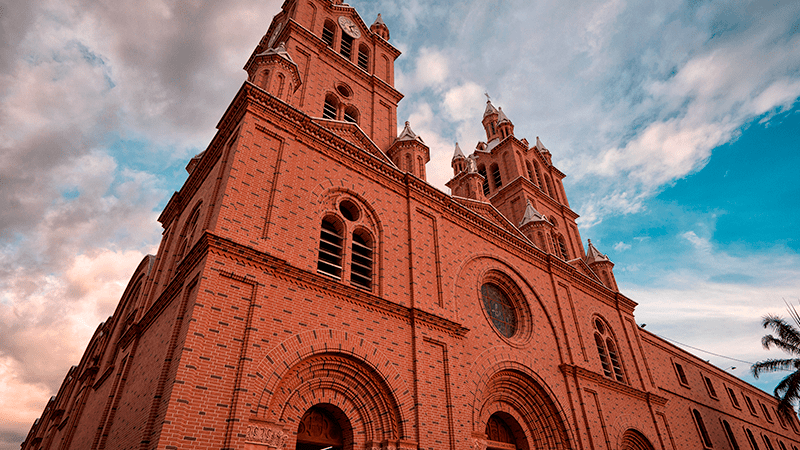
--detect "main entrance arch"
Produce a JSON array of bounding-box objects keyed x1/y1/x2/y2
[{"x1": 475, "y1": 368, "x2": 573, "y2": 450}]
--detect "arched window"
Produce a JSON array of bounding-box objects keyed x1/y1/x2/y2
[
  {"x1": 545, "y1": 174, "x2": 554, "y2": 198},
  {"x1": 343, "y1": 105, "x2": 358, "y2": 124},
  {"x1": 763, "y1": 435, "x2": 776, "y2": 450},
  {"x1": 317, "y1": 216, "x2": 344, "y2": 279},
  {"x1": 779, "y1": 441, "x2": 788, "y2": 450},
  {"x1": 556, "y1": 234, "x2": 569, "y2": 260},
  {"x1": 323, "y1": 94, "x2": 338, "y2": 120},
  {"x1": 526, "y1": 161, "x2": 536, "y2": 185},
  {"x1": 533, "y1": 161, "x2": 544, "y2": 190},
  {"x1": 340, "y1": 33, "x2": 353, "y2": 60},
  {"x1": 258, "y1": 69, "x2": 270, "y2": 90},
  {"x1": 485, "y1": 413, "x2": 524, "y2": 450},
  {"x1": 172, "y1": 202, "x2": 202, "y2": 273},
  {"x1": 692, "y1": 409, "x2": 713, "y2": 448},
  {"x1": 478, "y1": 164, "x2": 490, "y2": 196},
  {"x1": 490, "y1": 163, "x2": 502, "y2": 189},
  {"x1": 417, "y1": 155, "x2": 424, "y2": 178},
  {"x1": 746, "y1": 429, "x2": 760, "y2": 450},
  {"x1": 593, "y1": 317, "x2": 625, "y2": 383},
  {"x1": 357, "y1": 44, "x2": 369, "y2": 71},
  {"x1": 318, "y1": 198, "x2": 377, "y2": 292},
  {"x1": 322, "y1": 20, "x2": 336, "y2": 47},
  {"x1": 350, "y1": 228, "x2": 373, "y2": 290},
  {"x1": 276, "y1": 73, "x2": 285, "y2": 99},
  {"x1": 722, "y1": 420, "x2": 740, "y2": 450}
]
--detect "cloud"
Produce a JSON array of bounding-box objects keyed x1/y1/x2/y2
[{"x1": 613, "y1": 241, "x2": 631, "y2": 252}]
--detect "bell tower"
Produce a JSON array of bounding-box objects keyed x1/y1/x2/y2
[
  {"x1": 447, "y1": 99, "x2": 586, "y2": 263},
  {"x1": 243, "y1": 0, "x2": 404, "y2": 152}
]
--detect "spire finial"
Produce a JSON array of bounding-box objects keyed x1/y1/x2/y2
[{"x1": 485, "y1": 92, "x2": 491, "y2": 102}]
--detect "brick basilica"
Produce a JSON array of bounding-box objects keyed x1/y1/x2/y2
[{"x1": 22, "y1": 1, "x2": 800, "y2": 449}]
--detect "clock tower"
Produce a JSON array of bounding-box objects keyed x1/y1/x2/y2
[{"x1": 244, "y1": 0, "x2": 403, "y2": 152}]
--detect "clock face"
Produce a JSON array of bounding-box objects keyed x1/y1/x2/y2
[
  {"x1": 338, "y1": 16, "x2": 361, "y2": 39},
  {"x1": 268, "y1": 22, "x2": 283, "y2": 48}
]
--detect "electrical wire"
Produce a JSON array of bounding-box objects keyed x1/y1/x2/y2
[{"x1": 652, "y1": 332, "x2": 755, "y2": 366}]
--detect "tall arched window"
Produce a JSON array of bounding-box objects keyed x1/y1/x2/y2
[
  {"x1": 276, "y1": 73, "x2": 285, "y2": 99},
  {"x1": 692, "y1": 409, "x2": 713, "y2": 448},
  {"x1": 350, "y1": 228, "x2": 373, "y2": 290},
  {"x1": 722, "y1": 420, "x2": 740, "y2": 450},
  {"x1": 545, "y1": 174, "x2": 554, "y2": 198},
  {"x1": 526, "y1": 161, "x2": 536, "y2": 185},
  {"x1": 343, "y1": 105, "x2": 358, "y2": 124},
  {"x1": 478, "y1": 164, "x2": 490, "y2": 196},
  {"x1": 357, "y1": 44, "x2": 369, "y2": 71},
  {"x1": 746, "y1": 429, "x2": 760, "y2": 450},
  {"x1": 317, "y1": 216, "x2": 344, "y2": 279},
  {"x1": 490, "y1": 163, "x2": 502, "y2": 189},
  {"x1": 556, "y1": 234, "x2": 569, "y2": 260},
  {"x1": 533, "y1": 161, "x2": 544, "y2": 190},
  {"x1": 593, "y1": 317, "x2": 625, "y2": 383},
  {"x1": 322, "y1": 20, "x2": 336, "y2": 47},
  {"x1": 317, "y1": 198, "x2": 377, "y2": 292},
  {"x1": 323, "y1": 94, "x2": 338, "y2": 120},
  {"x1": 340, "y1": 34, "x2": 353, "y2": 60}
]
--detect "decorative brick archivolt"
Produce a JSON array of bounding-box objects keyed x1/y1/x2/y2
[
  {"x1": 618, "y1": 428, "x2": 656, "y2": 450},
  {"x1": 471, "y1": 357, "x2": 575, "y2": 450},
  {"x1": 253, "y1": 328, "x2": 412, "y2": 443}
]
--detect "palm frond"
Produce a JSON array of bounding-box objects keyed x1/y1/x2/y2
[
  {"x1": 762, "y1": 315, "x2": 800, "y2": 355},
  {"x1": 752, "y1": 358, "x2": 800, "y2": 379},
  {"x1": 774, "y1": 370, "x2": 800, "y2": 420},
  {"x1": 762, "y1": 335, "x2": 800, "y2": 357}
]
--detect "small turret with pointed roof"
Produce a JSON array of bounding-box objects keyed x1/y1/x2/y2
[
  {"x1": 451, "y1": 142, "x2": 467, "y2": 175},
  {"x1": 517, "y1": 200, "x2": 554, "y2": 251},
  {"x1": 482, "y1": 97, "x2": 500, "y2": 141},
  {"x1": 585, "y1": 240, "x2": 618, "y2": 291},
  {"x1": 370, "y1": 13, "x2": 390, "y2": 40},
  {"x1": 535, "y1": 136, "x2": 552, "y2": 164},
  {"x1": 388, "y1": 121, "x2": 430, "y2": 180},
  {"x1": 497, "y1": 107, "x2": 514, "y2": 138},
  {"x1": 244, "y1": 41, "x2": 302, "y2": 103}
]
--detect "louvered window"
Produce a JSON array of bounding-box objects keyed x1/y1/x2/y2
[
  {"x1": 343, "y1": 106, "x2": 358, "y2": 124},
  {"x1": 323, "y1": 95, "x2": 338, "y2": 120},
  {"x1": 340, "y1": 34, "x2": 353, "y2": 60},
  {"x1": 747, "y1": 429, "x2": 760, "y2": 450},
  {"x1": 317, "y1": 217, "x2": 344, "y2": 279},
  {"x1": 322, "y1": 21, "x2": 335, "y2": 47},
  {"x1": 595, "y1": 334, "x2": 612, "y2": 378},
  {"x1": 350, "y1": 230, "x2": 373, "y2": 290},
  {"x1": 490, "y1": 163, "x2": 502, "y2": 189},
  {"x1": 357, "y1": 44, "x2": 369, "y2": 70},
  {"x1": 606, "y1": 339, "x2": 625, "y2": 382},
  {"x1": 478, "y1": 165, "x2": 490, "y2": 196}
]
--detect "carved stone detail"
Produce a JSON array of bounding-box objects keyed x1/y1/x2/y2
[{"x1": 245, "y1": 424, "x2": 289, "y2": 448}]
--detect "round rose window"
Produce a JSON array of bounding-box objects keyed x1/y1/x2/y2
[{"x1": 481, "y1": 283, "x2": 517, "y2": 338}]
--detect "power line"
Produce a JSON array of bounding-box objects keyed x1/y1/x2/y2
[{"x1": 652, "y1": 332, "x2": 755, "y2": 366}]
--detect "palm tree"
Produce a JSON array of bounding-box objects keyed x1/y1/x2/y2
[{"x1": 752, "y1": 304, "x2": 800, "y2": 420}]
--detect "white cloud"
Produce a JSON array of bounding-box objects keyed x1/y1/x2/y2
[{"x1": 613, "y1": 241, "x2": 631, "y2": 252}]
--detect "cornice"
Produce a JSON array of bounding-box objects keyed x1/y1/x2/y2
[
  {"x1": 560, "y1": 363, "x2": 668, "y2": 406},
  {"x1": 202, "y1": 233, "x2": 470, "y2": 338}
]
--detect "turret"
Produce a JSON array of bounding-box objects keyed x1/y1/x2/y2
[
  {"x1": 585, "y1": 240, "x2": 619, "y2": 291},
  {"x1": 518, "y1": 201, "x2": 553, "y2": 252},
  {"x1": 497, "y1": 107, "x2": 514, "y2": 139},
  {"x1": 482, "y1": 99, "x2": 500, "y2": 141},
  {"x1": 244, "y1": 42, "x2": 302, "y2": 104},
  {"x1": 388, "y1": 121, "x2": 430, "y2": 180},
  {"x1": 451, "y1": 142, "x2": 467, "y2": 175},
  {"x1": 370, "y1": 14, "x2": 390, "y2": 40}
]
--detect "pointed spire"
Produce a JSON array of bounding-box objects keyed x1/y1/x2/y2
[
  {"x1": 536, "y1": 136, "x2": 547, "y2": 151},
  {"x1": 370, "y1": 13, "x2": 390, "y2": 40},
  {"x1": 498, "y1": 107, "x2": 510, "y2": 124},
  {"x1": 585, "y1": 239, "x2": 611, "y2": 264},
  {"x1": 519, "y1": 200, "x2": 549, "y2": 226},
  {"x1": 396, "y1": 121, "x2": 424, "y2": 143},
  {"x1": 483, "y1": 98, "x2": 498, "y2": 118},
  {"x1": 452, "y1": 142, "x2": 465, "y2": 160},
  {"x1": 373, "y1": 13, "x2": 386, "y2": 26}
]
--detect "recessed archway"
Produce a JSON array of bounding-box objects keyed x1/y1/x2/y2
[{"x1": 295, "y1": 404, "x2": 351, "y2": 450}]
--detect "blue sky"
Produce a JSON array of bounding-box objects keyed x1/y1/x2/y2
[{"x1": 1, "y1": 0, "x2": 799, "y2": 447}]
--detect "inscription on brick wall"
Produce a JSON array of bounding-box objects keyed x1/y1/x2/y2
[{"x1": 245, "y1": 425, "x2": 288, "y2": 448}]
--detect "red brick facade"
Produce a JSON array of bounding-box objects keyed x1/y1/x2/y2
[{"x1": 22, "y1": 1, "x2": 800, "y2": 449}]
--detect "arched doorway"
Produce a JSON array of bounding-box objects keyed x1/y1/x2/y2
[
  {"x1": 486, "y1": 412, "x2": 529, "y2": 450},
  {"x1": 620, "y1": 429, "x2": 655, "y2": 450},
  {"x1": 295, "y1": 404, "x2": 352, "y2": 450}
]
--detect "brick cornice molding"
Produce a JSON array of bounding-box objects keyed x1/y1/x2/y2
[{"x1": 559, "y1": 363, "x2": 668, "y2": 406}]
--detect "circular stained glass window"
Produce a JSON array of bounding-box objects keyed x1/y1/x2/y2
[{"x1": 481, "y1": 283, "x2": 517, "y2": 338}]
